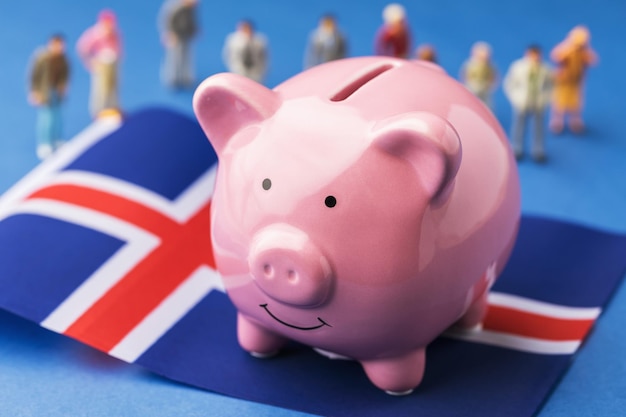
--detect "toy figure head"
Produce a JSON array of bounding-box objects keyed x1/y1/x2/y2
[
  {"x1": 383, "y1": 3, "x2": 406, "y2": 33},
  {"x1": 569, "y1": 25, "x2": 590, "y2": 47},
  {"x1": 416, "y1": 44, "x2": 437, "y2": 63},
  {"x1": 48, "y1": 33, "x2": 65, "y2": 55},
  {"x1": 525, "y1": 44, "x2": 542, "y2": 64},
  {"x1": 383, "y1": 3, "x2": 406, "y2": 23},
  {"x1": 471, "y1": 41, "x2": 492, "y2": 62},
  {"x1": 98, "y1": 9, "x2": 118, "y2": 34},
  {"x1": 238, "y1": 19, "x2": 255, "y2": 37},
  {"x1": 320, "y1": 14, "x2": 337, "y2": 32}
]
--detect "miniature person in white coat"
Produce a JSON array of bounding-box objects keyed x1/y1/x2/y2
[
  {"x1": 222, "y1": 20, "x2": 268, "y2": 83},
  {"x1": 503, "y1": 44, "x2": 553, "y2": 162}
]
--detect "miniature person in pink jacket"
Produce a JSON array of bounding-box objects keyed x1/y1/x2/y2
[{"x1": 77, "y1": 10, "x2": 122, "y2": 118}]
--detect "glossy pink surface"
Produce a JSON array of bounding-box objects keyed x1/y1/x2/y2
[{"x1": 193, "y1": 56, "x2": 521, "y2": 394}]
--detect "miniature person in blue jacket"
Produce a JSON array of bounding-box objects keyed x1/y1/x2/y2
[
  {"x1": 223, "y1": 20, "x2": 268, "y2": 83},
  {"x1": 304, "y1": 14, "x2": 347, "y2": 69}
]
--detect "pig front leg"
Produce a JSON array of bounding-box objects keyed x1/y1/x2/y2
[
  {"x1": 456, "y1": 290, "x2": 489, "y2": 330},
  {"x1": 360, "y1": 348, "x2": 426, "y2": 395},
  {"x1": 457, "y1": 261, "x2": 496, "y2": 330},
  {"x1": 237, "y1": 313, "x2": 288, "y2": 357}
]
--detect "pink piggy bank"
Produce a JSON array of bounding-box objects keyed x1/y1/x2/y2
[{"x1": 193, "y1": 57, "x2": 520, "y2": 395}]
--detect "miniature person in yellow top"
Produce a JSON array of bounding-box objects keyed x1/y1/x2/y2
[
  {"x1": 549, "y1": 25, "x2": 598, "y2": 134},
  {"x1": 460, "y1": 42, "x2": 498, "y2": 110}
]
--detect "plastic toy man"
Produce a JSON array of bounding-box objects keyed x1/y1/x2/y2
[
  {"x1": 549, "y1": 25, "x2": 598, "y2": 134},
  {"x1": 460, "y1": 42, "x2": 497, "y2": 109},
  {"x1": 159, "y1": 0, "x2": 199, "y2": 89},
  {"x1": 503, "y1": 45, "x2": 553, "y2": 162},
  {"x1": 222, "y1": 20, "x2": 268, "y2": 83},
  {"x1": 28, "y1": 33, "x2": 70, "y2": 159},
  {"x1": 374, "y1": 3, "x2": 411, "y2": 58},
  {"x1": 415, "y1": 44, "x2": 437, "y2": 63},
  {"x1": 77, "y1": 10, "x2": 122, "y2": 118},
  {"x1": 304, "y1": 14, "x2": 347, "y2": 69}
]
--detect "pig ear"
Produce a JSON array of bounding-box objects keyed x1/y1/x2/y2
[
  {"x1": 193, "y1": 73, "x2": 281, "y2": 155},
  {"x1": 372, "y1": 112, "x2": 462, "y2": 206}
]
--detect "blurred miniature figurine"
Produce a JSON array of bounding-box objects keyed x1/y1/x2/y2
[
  {"x1": 374, "y1": 3, "x2": 411, "y2": 58},
  {"x1": 304, "y1": 14, "x2": 347, "y2": 69},
  {"x1": 28, "y1": 33, "x2": 70, "y2": 159},
  {"x1": 460, "y1": 41, "x2": 497, "y2": 108},
  {"x1": 503, "y1": 44, "x2": 553, "y2": 162},
  {"x1": 549, "y1": 25, "x2": 598, "y2": 134},
  {"x1": 415, "y1": 44, "x2": 437, "y2": 63},
  {"x1": 223, "y1": 20, "x2": 268, "y2": 83},
  {"x1": 159, "y1": 0, "x2": 199, "y2": 89},
  {"x1": 77, "y1": 10, "x2": 122, "y2": 118}
]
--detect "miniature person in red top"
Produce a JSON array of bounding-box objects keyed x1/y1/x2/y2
[
  {"x1": 374, "y1": 3, "x2": 411, "y2": 58},
  {"x1": 549, "y1": 25, "x2": 598, "y2": 134},
  {"x1": 77, "y1": 10, "x2": 122, "y2": 119}
]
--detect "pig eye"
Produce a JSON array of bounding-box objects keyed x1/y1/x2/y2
[
  {"x1": 325, "y1": 196, "x2": 337, "y2": 208},
  {"x1": 262, "y1": 178, "x2": 272, "y2": 190}
]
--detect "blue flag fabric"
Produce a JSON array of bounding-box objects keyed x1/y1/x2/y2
[{"x1": 0, "y1": 108, "x2": 624, "y2": 417}]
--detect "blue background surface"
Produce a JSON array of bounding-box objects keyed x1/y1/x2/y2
[{"x1": 0, "y1": 0, "x2": 624, "y2": 416}]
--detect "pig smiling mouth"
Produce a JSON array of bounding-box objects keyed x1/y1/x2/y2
[{"x1": 260, "y1": 304, "x2": 331, "y2": 330}]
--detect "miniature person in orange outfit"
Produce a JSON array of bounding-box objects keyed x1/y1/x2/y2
[
  {"x1": 549, "y1": 25, "x2": 598, "y2": 134},
  {"x1": 415, "y1": 44, "x2": 437, "y2": 63}
]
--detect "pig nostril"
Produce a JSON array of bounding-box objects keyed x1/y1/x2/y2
[
  {"x1": 287, "y1": 269, "x2": 298, "y2": 283},
  {"x1": 263, "y1": 264, "x2": 274, "y2": 278}
]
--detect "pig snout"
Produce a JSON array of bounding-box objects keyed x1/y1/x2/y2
[{"x1": 249, "y1": 224, "x2": 333, "y2": 307}]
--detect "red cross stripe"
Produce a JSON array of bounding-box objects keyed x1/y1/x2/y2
[
  {"x1": 484, "y1": 304, "x2": 596, "y2": 342},
  {"x1": 27, "y1": 183, "x2": 215, "y2": 353}
]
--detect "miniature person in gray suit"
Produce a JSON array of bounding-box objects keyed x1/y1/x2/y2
[
  {"x1": 223, "y1": 20, "x2": 268, "y2": 84},
  {"x1": 159, "y1": 0, "x2": 199, "y2": 89},
  {"x1": 504, "y1": 44, "x2": 553, "y2": 162},
  {"x1": 304, "y1": 14, "x2": 347, "y2": 69}
]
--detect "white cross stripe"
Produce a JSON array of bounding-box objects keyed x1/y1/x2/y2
[
  {"x1": 444, "y1": 328, "x2": 582, "y2": 355},
  {"x1": 109, "y1": 266, "x2": 224, "y2": 362}
]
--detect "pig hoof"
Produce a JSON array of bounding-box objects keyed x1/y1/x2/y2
[
  {"x1": 385, "y1": 389, "x2": 414, "y2": 396},
  {"x1": 466, "y1": 322, "x2": 483, "y2": 332},
  {"x1": 250, "y1": 350, "x2": 279, "y2": 359},
  {"x1": 313, "y1": 347, "x2": 352, "y2": 360},
  {"x1": 361, "y1": 348, "x2": 426, "y2": 394}
]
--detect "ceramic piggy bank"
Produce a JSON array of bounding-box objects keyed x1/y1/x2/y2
[{"x1": 193, "y1": 57, "x2": 520, "y2": 395}]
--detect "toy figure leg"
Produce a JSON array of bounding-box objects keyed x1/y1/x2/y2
[
  {"x1": 361, "y1": 348, "x2": 426, "y2": 395},
  {"x1": 178, "y1": 41, "x2": 193, "y2": 86},
  {"x1": 531, "y1": 109, "x2": 546, "y2": 162},
  {"x1": 163, "y1": 42, "x2": 193, "y2": 89},
  {"x1": 90, "y1": 61, "x2": 119, "y2": 118},
  {"x1": 568, "y1": 109, "x2": 585, "y2": 133},
  {"x1": 49, "y1": 97, "x2": 63, "y2": 146},
  {"x1": 550, "y1": 108, "x2": 565, "y2": 134},
  {"x1": 35, "y1": 91, "x2": 62, "y2": 159},
  {"x1": 161, "y1": 46, "x2": 176, "y2": 87},
  {"x1": 36, "y1": 105, "x2": 54, "y2": 159},
  {"x1": 510, "y1": 109, "x2": 527, "y2": 159}
]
